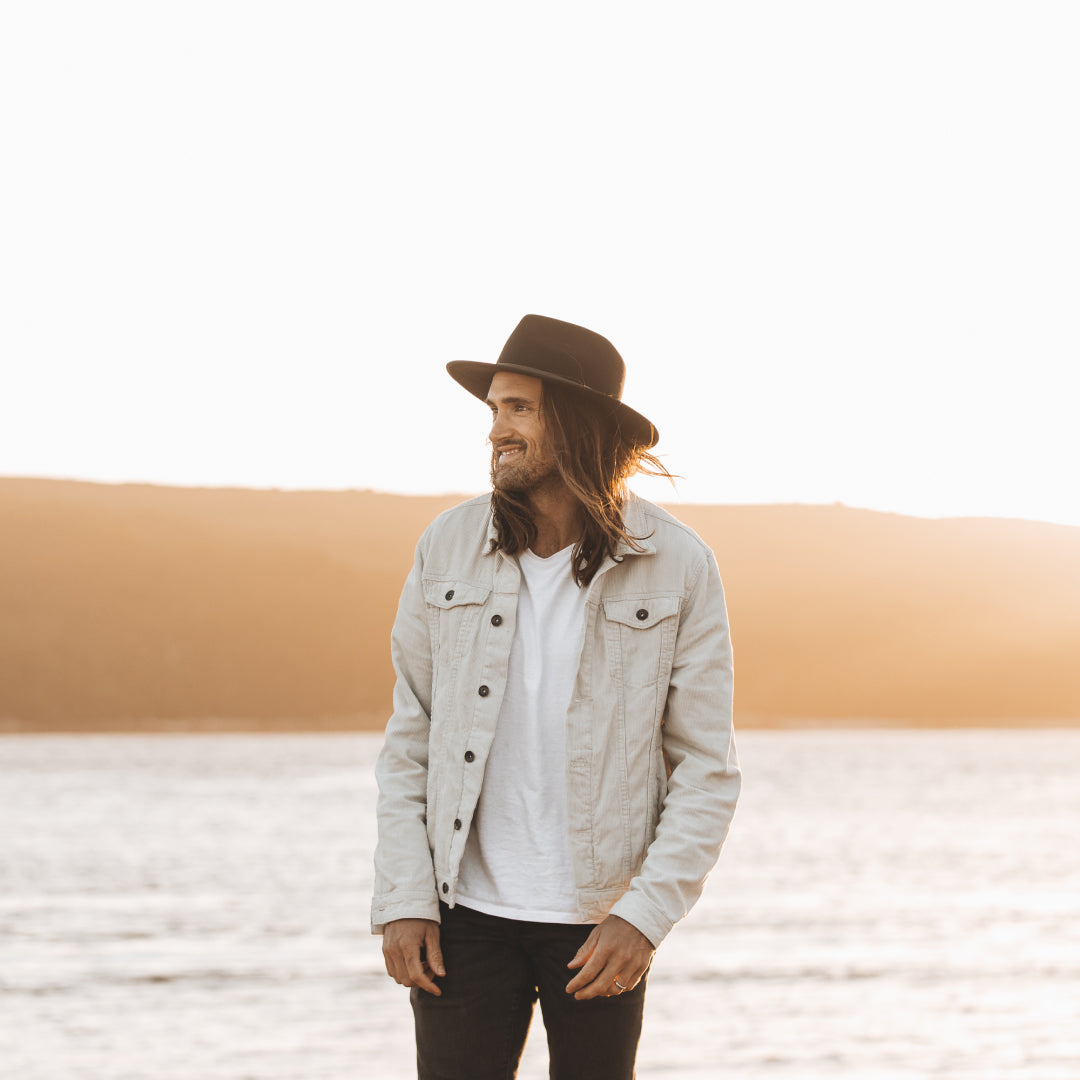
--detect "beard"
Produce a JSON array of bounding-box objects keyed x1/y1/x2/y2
[{"x1": 490, "y1": 444, "x2": 560, "y2": 494}]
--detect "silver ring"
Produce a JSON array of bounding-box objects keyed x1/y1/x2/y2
[{"x1": 613, "y1": 979, "x2": 628, "y2": 992}]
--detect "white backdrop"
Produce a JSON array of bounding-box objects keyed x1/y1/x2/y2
[{"x1": 3, "y1": 1, "x2": 1078, "y2": 525}]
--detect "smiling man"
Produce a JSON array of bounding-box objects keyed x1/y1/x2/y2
[{"x1": 372, "y1": 314, "x2": 741, "y2": 1080}]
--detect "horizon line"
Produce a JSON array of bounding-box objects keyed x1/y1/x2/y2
[{"x1": 2, "y1": 473, "x2": 1078, "y2": 532}]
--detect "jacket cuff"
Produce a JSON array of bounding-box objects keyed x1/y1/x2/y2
[
  {"x1": 370, "y1": 892, "x2": 442, "y2": 936},
  {"x1": 605, "y1": 891, "x2": 674, "y2": 949}
]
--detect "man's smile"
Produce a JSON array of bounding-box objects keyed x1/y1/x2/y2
[{"x1": 496, "y1": 445, "x2": 525, "y2": 465}]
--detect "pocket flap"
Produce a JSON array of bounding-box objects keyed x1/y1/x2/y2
[
  {"x1": 423, "y1": 579, "x2": 492, "y2": 609},
  {"x1": 602, "y1": 594, "x2": 681, "y2": 629}
]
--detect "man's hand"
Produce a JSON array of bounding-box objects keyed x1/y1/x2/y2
[
  {"x1": 382, "y1": 918, "x2": 445, "y2": 996},
  {"x1": 565, "y1": 914, "x2": 655, "y2": 1000}
]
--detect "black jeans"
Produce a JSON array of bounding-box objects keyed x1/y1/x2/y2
[{"x1": 411, "y1": 902, "x2": 648, "y2": 1080}]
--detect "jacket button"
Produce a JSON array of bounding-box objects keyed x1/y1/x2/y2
[
  {"x1": 454, "y1": 818, "x2": 462, "y2": 830},
  {"x1": 464, "y1": 750, "x2": 475, "y2": 762},
  {"x1": 636, "y1": 608, "x2": 649, "y2": 621},
  {"x1": 478, "y1": 685, "x2": 489, "y2": 697},
  {"x1": 442, "y1": 882, "x2": 449, "y2": 894},
  {"x1": 445, "y1": 589, "x2": 454, "y2": 601},
  {"x1": 491, "y1": 614, "x2": 503, "y2": 626}
]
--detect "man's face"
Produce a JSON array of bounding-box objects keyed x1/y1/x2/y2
[{"x1": 486, "y1": 371, "x2": 559, "y2": 494}]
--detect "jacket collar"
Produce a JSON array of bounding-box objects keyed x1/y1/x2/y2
[
  {"x1": 483, "y1": 492, "x2": 656, "y2": 558},
  {"x1": 617, "y1": 493, "x2": 657, "y2": 557}
]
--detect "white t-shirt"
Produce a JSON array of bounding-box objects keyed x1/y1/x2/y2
[{"x1": 455, "y1": 542, "x2": 589, "y2": 923}]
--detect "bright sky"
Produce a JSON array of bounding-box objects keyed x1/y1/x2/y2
[{"x1": 3, "y1": 2, "x2": 1078, "y2": 526}]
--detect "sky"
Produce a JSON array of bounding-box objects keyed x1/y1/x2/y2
[{"x1": 3, "y1": 1, "x2": 1078, "y2": 526}]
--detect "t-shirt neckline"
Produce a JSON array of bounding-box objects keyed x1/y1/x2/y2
[{"x1": 522, "y1": 541, "x2": 576, "y2": 562}]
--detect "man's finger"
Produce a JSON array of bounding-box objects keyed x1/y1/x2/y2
[
  {"x1": 564, "y1": 945, "x2": 611, "y2": 994},
  {"x1": 404, "y1": 946, "x2": 442, "y2": 996},
  {"x1": 424, "y1": 924, "x2": 446, "y2": 978},
  {"x1": 566, "y1": 926, "x2": 600, "y2": 970},
  {"x1": 571, "y1": 960, "x2": 623, "y2": 1000},
  {"x1": 383, "y1": 945, "x2": 412, "y2": 987},
  {"x1": 611, "y1": 961, "x2": 650, "y2": 994},
  {"x1": 566, "y1": 943, "x2": 653, "y2": 997}
]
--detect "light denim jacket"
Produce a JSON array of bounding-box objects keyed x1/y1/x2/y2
[{"x1": 371, "y1": 493, "x2": 740, "y2": 947}]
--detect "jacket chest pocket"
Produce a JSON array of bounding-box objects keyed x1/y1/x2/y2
[
  {"x1": 423, "y1": 579, "x2": 492, "y2": 682},
  {"x1": 601, "y1": 595, "x2": 681, "y2": 689}
]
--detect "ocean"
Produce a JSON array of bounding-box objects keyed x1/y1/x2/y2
[{"x1": 1, "y1": 730, "x2": 1077, "y2": 1079}]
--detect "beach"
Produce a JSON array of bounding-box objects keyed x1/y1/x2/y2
[{"x1": 2, "y1": 729, "x2": 1077, "y2": 1079}]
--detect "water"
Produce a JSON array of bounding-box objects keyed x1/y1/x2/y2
[{"x1": 1, "y1": 730, "x2": 1078, "y2": 1079}]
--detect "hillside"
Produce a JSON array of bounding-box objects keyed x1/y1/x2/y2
[{"x1": 1, "y1": 477, "x2": 1078, "y2": 731}]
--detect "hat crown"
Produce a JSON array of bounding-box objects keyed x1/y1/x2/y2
[{"x1": 497, "y1": 315, "x2": 625, "y2": 400}]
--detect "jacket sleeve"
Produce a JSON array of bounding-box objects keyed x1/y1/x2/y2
[
  {"x1": 607, "y1": 549, "x2": 741, "y2": 947},
  {"x1": 370, "y1": 535, "x2": 441, "y2": 934}
]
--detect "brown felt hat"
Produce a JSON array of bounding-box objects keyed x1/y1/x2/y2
[{"x1": 446, "y1": 314, "x2": 659, "y2": 449}]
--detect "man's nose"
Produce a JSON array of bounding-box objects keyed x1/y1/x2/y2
[{"x1": 489, "y1": 411, "x2": 511, "y2": 443}]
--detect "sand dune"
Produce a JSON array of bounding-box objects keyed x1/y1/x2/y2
[{"x1": 1, "y1": 477, "x2": 1078, "y2": 731}]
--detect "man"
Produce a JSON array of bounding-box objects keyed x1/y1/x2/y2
[{"x1": 372, "y1": 314, "x2": 740, "y2": 1079}]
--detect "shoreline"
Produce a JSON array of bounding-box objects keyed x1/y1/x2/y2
[{"x1": 3, "y1": 714, "x2": 1079, "y2": 735}]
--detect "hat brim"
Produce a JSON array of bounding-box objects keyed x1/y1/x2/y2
[{"x1": 446, "y1": 360, "x2": 659, "y2": 449}]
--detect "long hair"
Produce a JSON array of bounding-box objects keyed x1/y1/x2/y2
[{"x1": 490, "y1": 382, "x2": 676, "y2": 586}]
